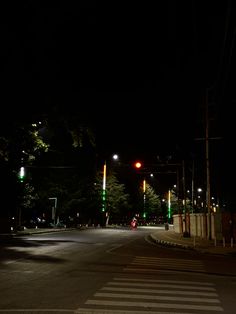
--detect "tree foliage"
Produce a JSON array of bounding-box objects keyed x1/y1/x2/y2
[
  {"x1": 144, "y1": 183, "x2": 162, "y2": 216},
  {"x1": 0, "y1": 111, "x2": 97, "y2": 230},
  {"x1": 94, "y1": 171, "x2": 131, "y2": 225}
]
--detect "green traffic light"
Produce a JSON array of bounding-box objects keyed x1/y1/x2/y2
[{"x1": 18, "y1": 167, "x2": 25, "y2": 182}]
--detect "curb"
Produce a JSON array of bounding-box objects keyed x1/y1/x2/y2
[
  {"x1": 150, "y1": 234, "x2": 191, "y2": 250},
  {"x1": 149, "y1": 234, "x2": 236, "y2": 256}
]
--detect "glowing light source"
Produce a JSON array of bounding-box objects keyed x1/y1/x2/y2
[
  {"x1": 134, "y1": 161, "x2": 142, "y2": 169},
  {"x1": 102, "y1": 162, "x2": 106, "y2": 212},
  {"x1": 143, "y1": 179, "x2": 146, "y2": 193},
  {"x1": 113, "y1": 154, "x2": 119, "y2": 160},
  {"x1": 168, "y1": 189, "x2": 171, "y2": 220},
  {"x1": 143, "y1": 179, "x2": 146, "y2": 219},
  {"x1": 19, "y1": 166, "x2": 25, "y2": 182}
]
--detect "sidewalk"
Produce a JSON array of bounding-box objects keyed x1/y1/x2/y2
[
  {"x1": 0, "y1": 227, "x2": 76, "y2": 239},
  {"x1": 150, "y1": 227, "x2": 236, "y2": 256}
]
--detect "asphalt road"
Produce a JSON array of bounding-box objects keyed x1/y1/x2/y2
[{"x1": 0, "y1": 226, "x2": 236, "y2": 313}]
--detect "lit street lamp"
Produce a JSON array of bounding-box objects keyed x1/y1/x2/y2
[
  {"x1": 102, "y1": 162, "x2": 106, "y2": 212},
  {"x1": 143, "y1": 179, "x2": 146, "y2": 218},
  {"x1": 168, "y1": 189, "x2": 171, "y2": 222},
  {"x1": 101, "y1": 154, "x2": 119, "y2": 218}
]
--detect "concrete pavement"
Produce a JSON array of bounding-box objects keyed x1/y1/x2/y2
[{"x1": 2, "y1": 225, "x2": 236, "y2": 256}]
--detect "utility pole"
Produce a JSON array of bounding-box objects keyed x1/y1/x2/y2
[
  {"x1": 205, "y1": 89, "x2": 212, "y2": 240},
  {"x1": 191, "y1": 159, "x2": 195, "y2": 213},
  {"x1": 195, "y1": 87, "x2": 222, "y2": 240},
  {"x1": 182, "y1": 160, "x2": 186, "y2": 215},
  {"x1": 182, "y1": 160, "x2": 189, "y2": 236}
]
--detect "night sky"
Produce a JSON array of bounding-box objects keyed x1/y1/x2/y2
[{"x1": 1, "y1": 1, "x2": 236, "y2": 205}]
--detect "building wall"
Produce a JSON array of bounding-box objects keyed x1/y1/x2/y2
[{"x1": 173, "y1": 212, "x2": 236, "y2": 242}]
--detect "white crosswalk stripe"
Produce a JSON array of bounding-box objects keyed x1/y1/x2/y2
[
  {"x1": 76, "y1": 276, "x2": 223, "y2": 313},
  {"x1": 124, "y1": 256, "x2": 205, "y2": 273}
]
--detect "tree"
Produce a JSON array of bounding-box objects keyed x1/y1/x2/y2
[
  {"x1": 17, "y1": 182, "x2": 39, "y2": 228},
  {"x1": 94, "y1": 171, "x2": 131, "y2": 226},
  {"x1": 0, "y1": 119, "x2": 49, "y2": 231},
  {"x1": 137, "y1": 182, "x2": 162, "y2": 223},
  {"x1": 145, "y1": 183, "x2": 162, "y2": 218},
  {"x1": 169, "y1": 188, "x2": 179, "y2": 215},
  {"x1": 0, "y1": 109, "x2": 97, "y2": 232}
]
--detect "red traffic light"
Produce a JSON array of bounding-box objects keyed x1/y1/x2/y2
[{"x1": 134, "y1": 161, "x2": 142, "y2": 169}]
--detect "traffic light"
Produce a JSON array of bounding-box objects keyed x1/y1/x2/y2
[
  {"x1": 18, "y1": 166, "x2": 25, "y2": 182},
  {"x1": 134, "y1": 161, "x2": 142, "y2": 169}
]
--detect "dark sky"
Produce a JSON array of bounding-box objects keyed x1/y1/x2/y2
[{"x1": 1, "y1": 1, "x2": 236, "y2": 205}]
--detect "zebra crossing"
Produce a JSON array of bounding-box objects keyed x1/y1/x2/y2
[
  {"x1": 124, "y1": 256, "x2": 206, "y2": 273},
  {"x1": 76, "y1": 257, "x2": 223, "y2": 313}
]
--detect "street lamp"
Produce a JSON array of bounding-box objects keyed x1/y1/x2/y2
[
  {"x1": 113, "y1": 154, "x2": 119, "y2": 161},
  {"x1": 102, "y1": 162, "x2": 106, "y2": 212},
  {"x1": 143, "y1": 179, "x2": 146, "y2": 218},
  {"x1": 101, "y1": 154, "x2": 119, "y2": 214},
  {"x1": 196, "y1": 188, "x2": 203, "y2": 210},
  {"x1": 167, "y1": 189, "x2": 171, "y2": 222}
]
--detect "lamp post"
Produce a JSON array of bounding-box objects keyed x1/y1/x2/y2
[
  {"x1": 196, "y1": 188, "x2": 202, "y2": 210},
  {"x1": 102, "y1": 162, "x2": 107, "y2": 213},
  {"x1": 168, "y1": 189, "x2": 171, "y2": 223},
  {"x1": 101, "y1": 154, "x2": 119, "y2": 224},
  {"x1": 143, "y1": 179, "x2": 146, "y2": 219}
]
